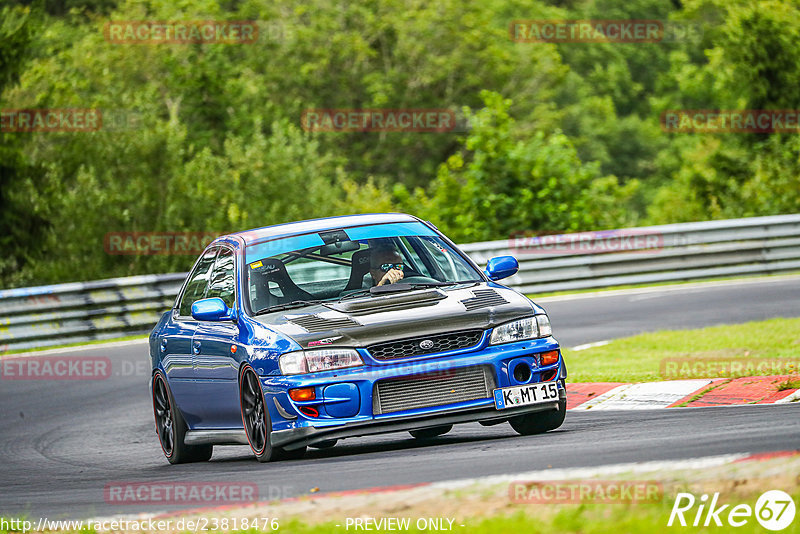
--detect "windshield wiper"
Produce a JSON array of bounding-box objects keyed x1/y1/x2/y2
[
  {"x1": 254, "y1": 300, "x2": 330, "y2": 315},
  {"x1": 338, "y1": 288, "x2": 374, "y2": 302},
  {"x1": 338, "y1": 282, "x2": 460, "y2": 302}
]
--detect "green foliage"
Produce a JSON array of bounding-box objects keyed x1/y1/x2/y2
[
  {"x1": 0, "y1": 5, "x2": 47, "y2": 287},
  {"x1": 646, "y1": 0, "x2": 800, "y2": 223},
  {"x1": 1, "y1": 0, "x2": 799, "y2": 287},
  {"x1": 398, "y1": 92, "x2": 637, "y2": 242}
]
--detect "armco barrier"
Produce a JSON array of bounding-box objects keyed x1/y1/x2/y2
[{"x1": 1, "y1": 215, "x2": 799, "y2": 352}]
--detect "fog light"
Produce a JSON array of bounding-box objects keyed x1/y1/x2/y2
[
  {"x1": 512, "y1": 362, "x2": 532, "y2": 383},
  {"x1": 540, "y1": 350, "x2": 559, "y2": 366},
  {"x1": 289, "y1": 387, "x2": 316, "y2": 401}
]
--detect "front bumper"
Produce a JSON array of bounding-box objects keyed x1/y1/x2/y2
[
  {"x1": 271, "y1": 386, "x2": 565, "y2": 450},
  {"x1": 261, "y1": 335, "x2": 566, "y2": 449}
]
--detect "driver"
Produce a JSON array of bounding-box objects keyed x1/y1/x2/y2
[{"x1": 367, "y1": 244, "x2": 405, "y2": 287}]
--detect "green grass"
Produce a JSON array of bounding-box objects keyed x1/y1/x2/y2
[
  {"x1": 526, "y1": 271, "x2": 800, "y2": 299},
  {"x1": 278, "y1": 504, "x2": 798, "y2": 534},
  {"x1": 0, "y1": 334, "x2": 148, "y2": 356},
  {"x1": 4, "y1": 497, "x2": 796, "y2": 534},
  {"x1": 564, "y1": 317, "x2": 800, "y2": 383},
  {"x1": 0, "y1": 502, "x2": 800, "y2": 534}
]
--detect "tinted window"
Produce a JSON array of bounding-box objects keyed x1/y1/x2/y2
[
  {"x1": 206, "y1": 247, "x2": 236, "y2": 308},
  {"x1": 178, "y1": 247, "x2": 218, "y2": 316},
  {"x1": 245, "y1": 229, "x2": 483, "y2": 313}
]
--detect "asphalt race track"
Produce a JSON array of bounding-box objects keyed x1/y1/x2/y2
[{"x1": 1, "y1": 276, "x2": 798, "y2": 519}]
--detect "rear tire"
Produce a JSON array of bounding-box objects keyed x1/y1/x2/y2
[
  {"x1": 152, "y1": 371, "x2": 213, "y2": 464},
  {"x1": 409, "y1": 425, "x2": 452, "y2": 439},
  {"x1": 509, "y1": 398, "x2": 566, "y2": 436}
]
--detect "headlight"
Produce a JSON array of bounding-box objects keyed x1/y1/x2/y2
[
  {"x1": 278, "y1": 349, "x2": 364, "y2": 375},
  {"x1": 490, "y1": 315, "x2": 552, "y2": 345}
]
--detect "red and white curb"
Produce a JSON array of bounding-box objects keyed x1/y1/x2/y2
[{"x1": 567, "y1": 375, "x2": 799, "y2": 410}]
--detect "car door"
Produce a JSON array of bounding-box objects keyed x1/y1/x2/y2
[
  {"x1": 161, "y1": 246, "x2": 218, "y2": 427},
  {"x1": 191, "y1": 246, "x2": 242, "y2": 429}
]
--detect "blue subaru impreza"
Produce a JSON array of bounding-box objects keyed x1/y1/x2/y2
[{"x1": 149, "y1": 213, "x2": 566, "y2": 463}]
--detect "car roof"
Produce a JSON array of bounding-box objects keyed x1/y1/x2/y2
[{"x1": 222, "y1": 213, "x2": 423, "y2": 246}]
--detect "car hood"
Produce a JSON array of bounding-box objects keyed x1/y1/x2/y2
[{"x1": 251, "y1": 283, "x2": 541, "y2": 351}]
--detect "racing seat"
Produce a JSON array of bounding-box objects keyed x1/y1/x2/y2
[
  {"x1": 249, "y1": 258, "x2": 313, "y2": 312},
  {"x1": 344, "y1": 248, "x2": 373, "y2": 290}
]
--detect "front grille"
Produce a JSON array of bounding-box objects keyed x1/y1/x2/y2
[
  {"x1": 373, "y1": 365, "x2": 495, "y2": 414},
  {"x1": 460, "y1": 289, "x2": 509, "y2": 311},
  {"x1": 367, "y1": 330, "x2": 483, "y2": 360},
  {"x1": 289, "y1": 315, "x2": 360, "y2": 333}
]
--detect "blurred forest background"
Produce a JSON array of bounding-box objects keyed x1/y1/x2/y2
[{"x1": 1, "y1": 0, "x2": 799, "y2": 287}]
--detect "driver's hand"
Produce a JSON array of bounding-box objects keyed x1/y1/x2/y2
[{"x1": 377, "y1": 268, "x2": 404, "y2": 286}]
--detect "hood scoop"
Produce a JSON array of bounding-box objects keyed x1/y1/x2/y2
[
  {"x1": 288, "y1": 314, "x2": 360, "y2": 333},
  {"x1": 332, "y1": 288, "x2": 447, "y2": 314},
  {"x1": 460, "y1": 289, "x2": 509, "y2": 311}
]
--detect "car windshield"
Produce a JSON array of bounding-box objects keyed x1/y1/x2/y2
[{"x1": 244, "y1": 222, "x2": 482, "y2": 313}]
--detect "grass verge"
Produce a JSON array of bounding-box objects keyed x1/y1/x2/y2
[{"x1": 564, "y1": 317, "x2": 800, "y2": 383}]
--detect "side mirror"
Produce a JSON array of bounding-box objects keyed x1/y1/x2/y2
[
  {"x1": 191, "y1": 297, "x2": 233, "y2": 321},
  {"x1": 485, "y1": 256, "x2": 519, "y2": 281}
]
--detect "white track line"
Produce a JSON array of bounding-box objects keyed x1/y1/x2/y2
[
  {"x1": 568, "y1": 340, "x2": 611, "y2": 351},
  {"x1": 776, "y1": 390, "x2": 800, "y2": 403}
]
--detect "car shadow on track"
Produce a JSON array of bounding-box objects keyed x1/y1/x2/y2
[{"x1": 207, "y1": 425, "x2": 574, "y2": 465}]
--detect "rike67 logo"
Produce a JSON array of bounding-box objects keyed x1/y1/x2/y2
[{"x1": 668, "y1": 490, "x2": 796, "y2": 531}]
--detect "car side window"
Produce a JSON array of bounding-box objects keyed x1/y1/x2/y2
[
  {"x1": 206, "y1": 247, "x2": 236, "y2": 308},
  {"x1": 178, "y1": 247, "x2": 218, "y2": 316}
]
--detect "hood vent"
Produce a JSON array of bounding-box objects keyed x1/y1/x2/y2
[
  {"x1": 289, "y1": 315, "x2": 360, "y2": 333},
  {"x1": 332, "y1": 288, "x2": 447, "y2": 314},
  {"x1": 460, "y1": 289, "x2": 509, "y2": 311}
]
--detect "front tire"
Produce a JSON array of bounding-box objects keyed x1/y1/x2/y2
[
  {"x1": 509, "y1": 398, "x2": 566, "y2": 436},
  {"x1": 240, "y1": 366, "x2": 276, "y2": 462},
  {"x1": 152, "y1": 371, "x2": 213, "y2": 464},
  {"x1": 409, "y1": 425, "x2": 452, "y2": 439}
]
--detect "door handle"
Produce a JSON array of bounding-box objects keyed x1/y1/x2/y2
[{"x1": 192, "y1": 341, "x2": 201, "y2": 354}]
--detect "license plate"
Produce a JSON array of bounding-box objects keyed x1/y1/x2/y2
[{"x1": 494, "y1": 382, "x2": 559, "y2": 410}]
